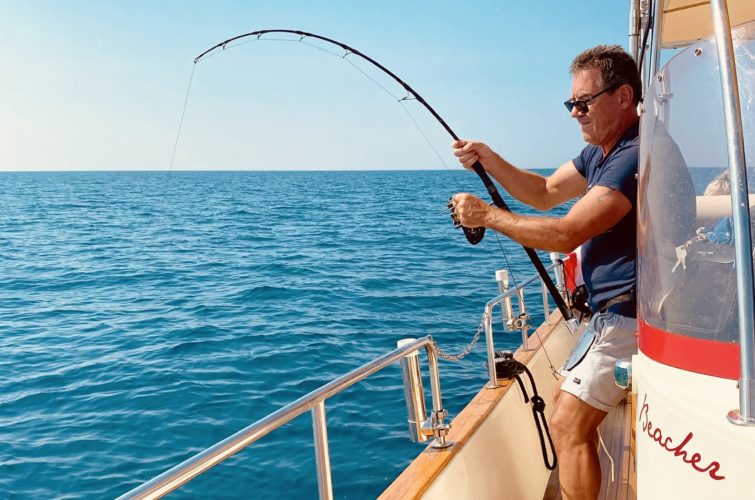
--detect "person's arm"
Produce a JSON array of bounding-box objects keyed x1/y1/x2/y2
[
  {"x1": 452, "y1": 140, "x2": 586, "y2": 210},
  {"x1": 451, "y1": 185, "x2": 632, "y2": 253}
]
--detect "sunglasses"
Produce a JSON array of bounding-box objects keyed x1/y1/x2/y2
[{"x1": 564, "y1": 84, "x2": 620, "y2": 114}]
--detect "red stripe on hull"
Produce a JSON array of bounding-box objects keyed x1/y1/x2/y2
[{"x1": 638, "y1": 320, "x2": 740, "y2": 380}]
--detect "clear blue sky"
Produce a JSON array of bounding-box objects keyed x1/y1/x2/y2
[{"x1": 1, "y1": 1, "x2": 634, "y2": 171}]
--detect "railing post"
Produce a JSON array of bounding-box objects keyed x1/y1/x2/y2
[
  {"x1": 517, "y1": 288, "x2": 531, "y2": 352},
  {"x1": 496, "y1": 269, "x2": 514, "y2": 328},
  {"x1": 649, "y1": 0, "x2": 664, "y2": 85},
  {"x1": 629, "y1": 0, "x2": 641, "y2": 61},
  {"x1": 543, "y1": 253, "x2": 565, "y2": 326},
  {"x1": 312, "y1": 401, "x2": 334, "y2": 500},
  {"x1": 424, "y1": 344, "x2": 452, "y2": 448},
  {"x1": 541, "y1": 279, "x2": 550, "y2": 325},
  {"x1": 484, "y1": 305, "x2": 499, "y2": 388},
  {"x1": 550, "y1": 252, "x2": 566, "y2": 301}
]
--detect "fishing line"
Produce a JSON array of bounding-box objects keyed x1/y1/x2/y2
[
  {"x1": 339, "y1": 47, "x2": 460, "y2": 193},
  {"x1": 181, "y1": 30, "x2": 574, "y2": 344},
  {"x1": 397, "y1": 100, "x2": 453, "y2": 171},
  {"x1": 286, "y1": 37, "x2": 514, "y2": 257},
  {"x1": 168, "y1": 64, "x2": 196, "y2": 172},
  {"x1": 494, "y1": 228, "x2": 557, "y2": 374},
  {"x1": 232, "y1": 34, "x2": 457, "y2": 174},
  {"x1": 200, "y1": 30, "x2": 549, "y2": 316},
  {"x1": 304, "y1": 35, "x2": 525, "y2": 304},
  {"x1": 191, "y1": 33, "x2": 482, "y2": 229},
  {"x1": 191, "y1": 34, "x2": 523, "y2": 350}
]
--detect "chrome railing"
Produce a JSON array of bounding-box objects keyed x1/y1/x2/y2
[
  {"x1": 118, "y1": 336, "x2": 448, "y2": 499},
  {"x1": 485, "y1": 254, "x2": 569, "y2": 388},
  {"x1": 120, "y1": 257, "x2": 572, "y2": 498}
]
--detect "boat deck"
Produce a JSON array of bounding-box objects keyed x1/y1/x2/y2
[{"x1": 543, "y1": 396, "x2": 636, "y2": 499}]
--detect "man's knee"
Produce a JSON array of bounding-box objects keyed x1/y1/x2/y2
[
  {"x1": 550, "y1": 399, "x2": 577, "y2": 451},
  {"x1": 549, "y1": 391, "x2": 606, "y2": 450}
]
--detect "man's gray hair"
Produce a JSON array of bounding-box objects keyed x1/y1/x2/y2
[{"x1": 570, "y1": 45, "x2": 642, "y2": 105}]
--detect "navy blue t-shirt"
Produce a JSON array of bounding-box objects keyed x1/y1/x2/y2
[{"x1": 572, "y1": 123, "x2": 638, "y2": 311}]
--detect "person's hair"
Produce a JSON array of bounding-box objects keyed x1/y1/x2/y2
[
  {"x1": 570, "y1": 45, "x2": 642, "y2": 105},
  {"x1": 704, "y1": 170, "x2": 731, "y2": 196}
]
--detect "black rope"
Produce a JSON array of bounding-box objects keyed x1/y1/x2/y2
[{"x1": 495, "y1": 351, "x2": 557, "y2": 471}]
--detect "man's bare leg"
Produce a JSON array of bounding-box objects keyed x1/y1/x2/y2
[{"x1": 550, "y1": 388, "x2": 608, "y2": 500}]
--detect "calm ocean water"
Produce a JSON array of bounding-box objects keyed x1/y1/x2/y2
[{"x1": 0, "y1": 168, "x2": 724, "y2": 498}]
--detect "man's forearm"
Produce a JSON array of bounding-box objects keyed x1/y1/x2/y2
[
  {"x1": 483, "y1": 208, "x2": 578, "y2": 253},
  {"x1": 482, "y1": 154, "x2": 554, "y2": 210}
]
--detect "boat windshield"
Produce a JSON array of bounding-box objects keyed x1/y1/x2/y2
[{"x1": 638, "y1": 20, "x2": 755, "y2": 346}]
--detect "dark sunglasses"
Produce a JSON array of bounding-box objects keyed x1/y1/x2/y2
[{"x1": 564, "y1": 84, "x2": 620, "y2": 114}]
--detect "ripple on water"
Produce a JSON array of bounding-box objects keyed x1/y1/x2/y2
[{"x1": 0, "y1": 170, "x2": 575, "y2": 498}]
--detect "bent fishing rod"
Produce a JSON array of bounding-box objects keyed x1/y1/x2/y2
[{"x1": 194, "y1": 29, "x2": 577, "y2": 329}]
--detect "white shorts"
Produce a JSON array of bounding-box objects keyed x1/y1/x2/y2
[{"x1": 560, "y1": 312, "x2": 638, "y2": 412}]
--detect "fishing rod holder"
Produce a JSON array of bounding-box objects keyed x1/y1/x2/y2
[
  {"x1": 397, "y1": 338, "x2": 452, "y2": 447},
  {"x1": 495, "y1": 269, "x2": 531, "y2": 352},
  {"x1": 485, "y1": 260, "x2": 564, "y2": 388},
  {"x1": 510, "y1": 312, "x2": 530, "y2": 331}
]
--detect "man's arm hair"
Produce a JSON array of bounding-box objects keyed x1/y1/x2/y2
[
  {"x1": 481, "y1": 185, "x2": 631, "y2": 253},
  {"x1": 483, "y1": 159, "x2": 588, "y2": 211}
]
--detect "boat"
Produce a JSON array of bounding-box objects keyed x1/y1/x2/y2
[{"x1": 119, "y1": 1, "x2": 755, "y2": 498}]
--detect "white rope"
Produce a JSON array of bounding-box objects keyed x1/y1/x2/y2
[{"x1": 597, "y1": 428, "x2": 615, "y2": 483}]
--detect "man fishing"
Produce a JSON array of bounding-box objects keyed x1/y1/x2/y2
[{"x1": 450, "y1": 45, "x2": 641, "y2": 499}]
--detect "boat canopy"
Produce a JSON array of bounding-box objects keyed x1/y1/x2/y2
[
  {"x1": 662, "y1": 0, "x2": 755, "y2": 48},
  {"x1": 637, "y1": 18, "x2": 755, "y2": 379}
]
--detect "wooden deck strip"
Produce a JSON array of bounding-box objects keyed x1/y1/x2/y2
[
  {"x1": 543, "y1": 465, "x2": 562, "y2": 500},
  {"x1": 379, "y1": 310, "x2": 565, "y2": 500},
  {"x1": 624, "y1": 394, "x2": 637, "y2": 499}
]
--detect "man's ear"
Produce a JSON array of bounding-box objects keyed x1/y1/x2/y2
[{"x1": 618, "y1": 83, "x2": 634, "y2": 110}]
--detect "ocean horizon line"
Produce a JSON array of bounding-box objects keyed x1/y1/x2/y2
[{"x1": 0, "y1": 167, "x2": 557, "y2": 173}]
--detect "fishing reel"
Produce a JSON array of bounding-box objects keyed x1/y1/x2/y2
[{"x1": 448, "y1": 197, "x2": 486, "y2": 245}]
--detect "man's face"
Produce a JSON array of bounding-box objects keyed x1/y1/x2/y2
[{"x1": 569, "y1": 68, "x2": 622, "y2": 146}]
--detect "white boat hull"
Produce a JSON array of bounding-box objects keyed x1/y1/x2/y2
[
  {"x1": 635, "y1": 352, "x2": 755, "y2": 498},
  {"x1": 382, "y1": 312, "x2": 576, "y2": 499}
]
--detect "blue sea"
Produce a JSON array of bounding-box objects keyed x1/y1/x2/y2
[{"x1": 0, "y1": 168, "x2": 724, "y2": 498}]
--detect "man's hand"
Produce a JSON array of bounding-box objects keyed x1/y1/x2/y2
[
  {"x1": 452, "y1": 140, "x2": 495, "y2": 170},
  {"x1": 450, "y1": 193, "x2": 491, "y2": 228}
]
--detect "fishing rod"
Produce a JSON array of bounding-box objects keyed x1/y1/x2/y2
[{"x1": 194, "y1": 29, "x2": 577, "y2": 329}]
